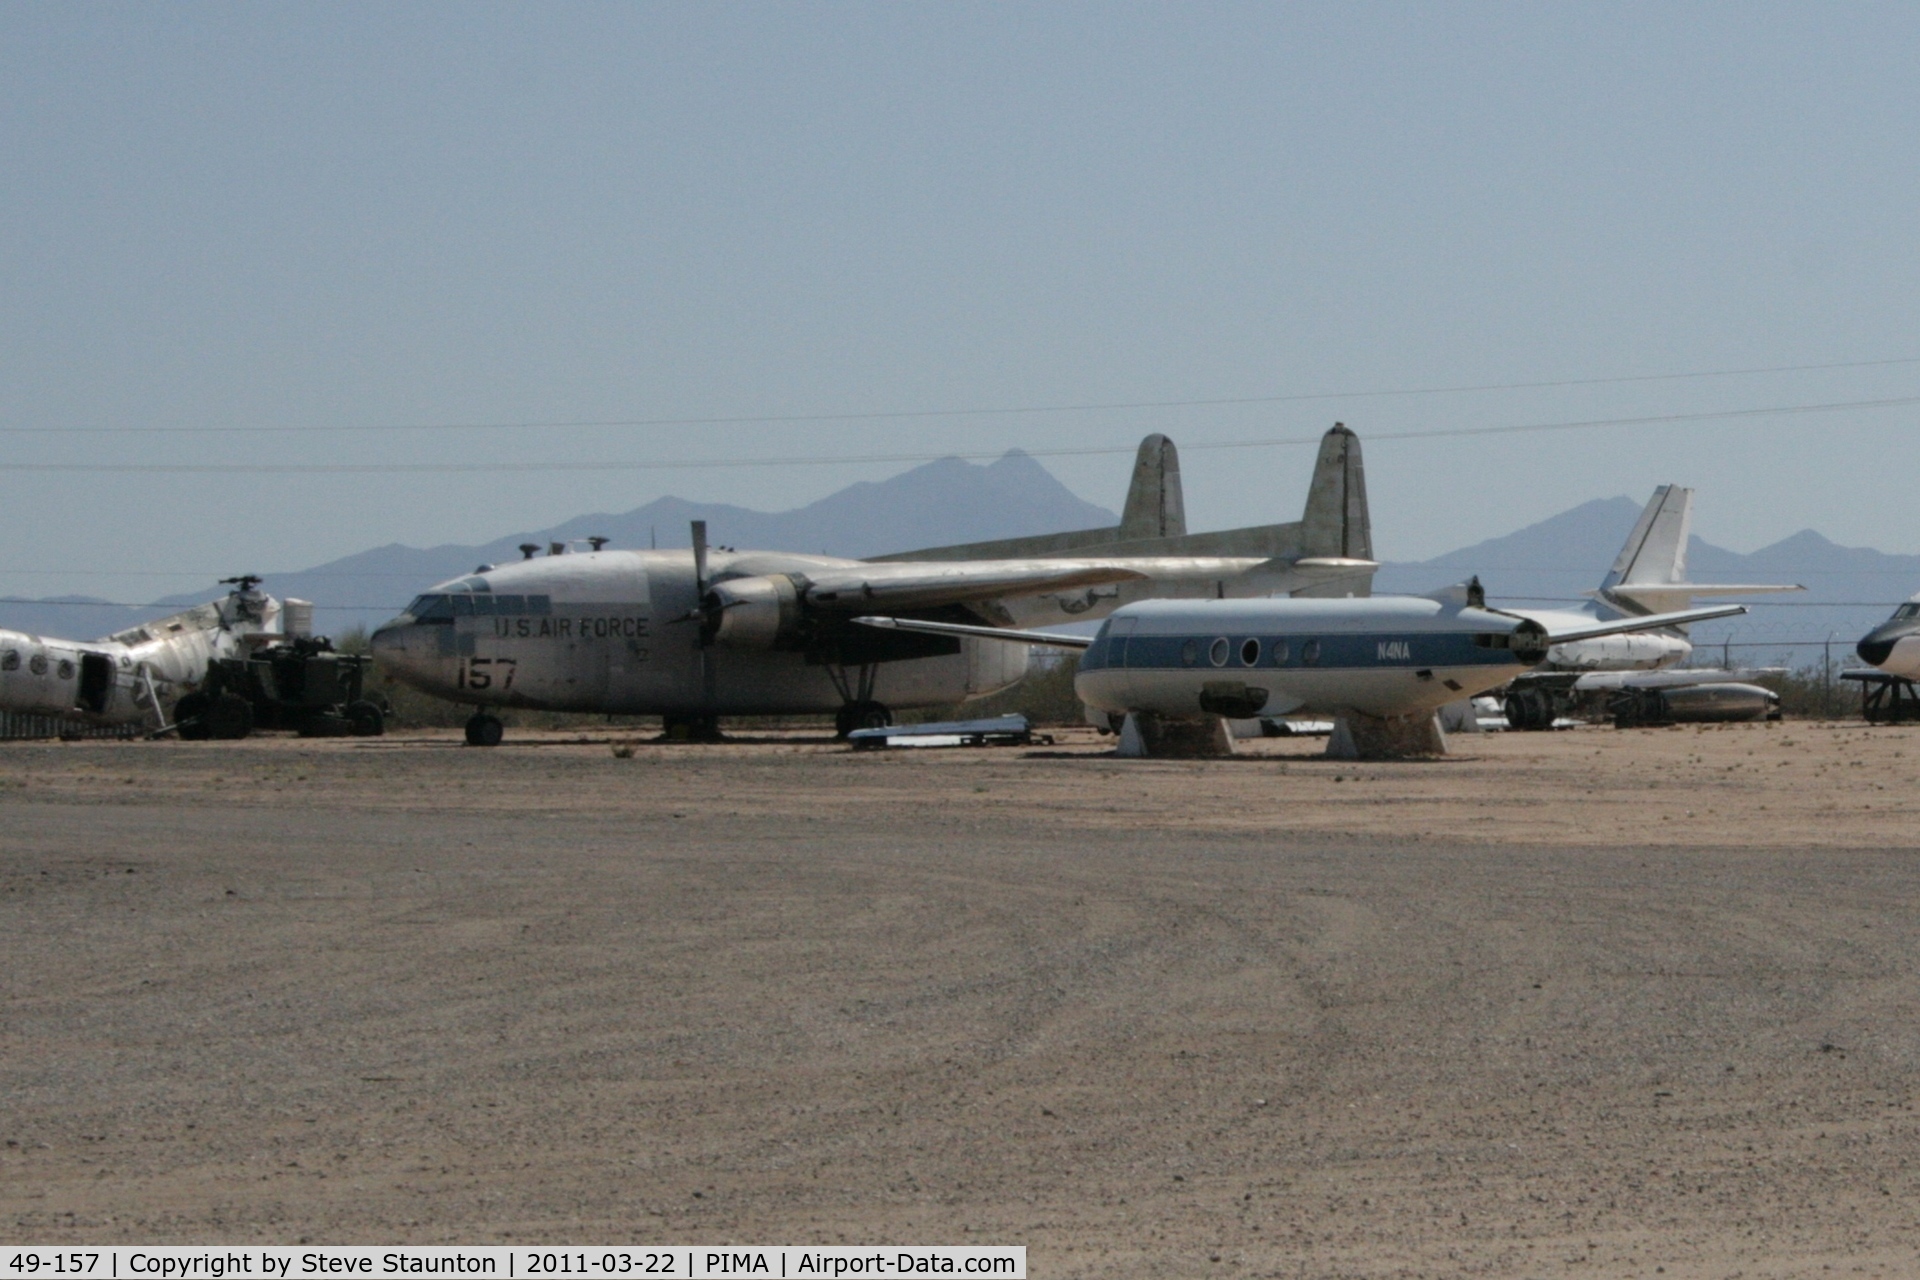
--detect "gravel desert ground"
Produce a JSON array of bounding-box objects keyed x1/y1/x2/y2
[{"x1": 4, "y1": 721, "x2": 1919, "y2": 1278}]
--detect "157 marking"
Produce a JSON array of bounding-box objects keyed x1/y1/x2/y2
[
  {"x1": 460, "y1": 657, "x2": 518, "y2": 691},
  {"x1": 8, "y1": 1255, "x2": 100, "y2": 1275}
]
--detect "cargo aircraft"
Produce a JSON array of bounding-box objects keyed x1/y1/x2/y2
[
  {"x1": 0, "y1": 577, "x2": 297, "y2": 735},
  {"x1": 857, "y1": 579, "x2": 1749, "y2": 758},
  {"x1": 1493, "y1": 485, "x2": 1801, "y2": 728},
  {"x1": 370, "y1": 426, "x2": 1378, "y2": 744}
]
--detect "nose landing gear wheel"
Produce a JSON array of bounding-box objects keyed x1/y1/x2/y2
[
  {"x1": 834, "y1": 701, "x2": 892, "y2": 738},
  {"x1": 465, "y1": 712, "x2": 504, "y2": 746}
]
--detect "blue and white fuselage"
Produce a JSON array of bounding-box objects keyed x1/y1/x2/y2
[
  {"x1": 1074, "y1": 595, "x2": 1540, "y2": 721},
  {"x1": 854, "y1": 589, "x2": 1746, "y2": 755}
]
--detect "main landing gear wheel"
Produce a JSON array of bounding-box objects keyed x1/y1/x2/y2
[
  {"x1": 834, "y1": 701, "x2": 892, "y2": 739},
  {"x1": 661, "y1": 715, "x2": 722, "y2": 743},
  {"x1": 205, "y1": 692, "x2": 254, "y2": 740},
  {"x1": 465, "y1": 712, "x2": 504, "y2": 747},
  {"x1": 172, "y1": 692, "x2": 211, "y2": 741},
  {"x1": 1503, "y1": 687, "x2": 1556, "y2": 732}
]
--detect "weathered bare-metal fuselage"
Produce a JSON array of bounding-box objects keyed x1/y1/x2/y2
[{"x1": 369, "y1": 547, "x2": 1336, "y2": 717}]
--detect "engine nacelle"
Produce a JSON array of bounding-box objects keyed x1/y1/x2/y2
[
  {"x1": 706, "y1": 574, "x2": 805, "y2": 649},
  {"x1": 1612, "y1": 681, "x2": 1780, "y2": 726}
]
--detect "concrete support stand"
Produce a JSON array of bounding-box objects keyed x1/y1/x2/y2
[
  {"x1": 1116, "y1": 712, "x2": 1234, "y2": 758},
  {"x1": 1327, "y1": 711, "x2": 1448, "y2": 760}
]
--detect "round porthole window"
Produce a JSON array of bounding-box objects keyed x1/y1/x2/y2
[
  {"x1": 1181, "y1": 638, "x2": 1199, "y2": 666},
  {"x1": 29, "y1": 654, "x2": 47, "y2": 676},
  {"x1": 1272, "y1": 639, "x2": 1290, "y2": 664},
  {"x1": 56, "y1": 660, "x2": 73, "y2": 680},
  {"x1": 0, "y1": 649, "x2": 17, "y2": 671},
  {"x1": 1301, "y1": 639, "x2": 1322, "y2": 665},
  {"x1": 1209, "y1": 637, "x2": 1230, "y2": 667},
  {"x1": 1240, "y1": 638, "x2": 1261, "y2": 666}
]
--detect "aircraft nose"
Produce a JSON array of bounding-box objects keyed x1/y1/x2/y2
[
  {"x1": 1858, "y1": 635, "x2": 1896, "y2": 667},
  {"x1": 369, "y1": 621, "x2": 412, "y2": 668}
]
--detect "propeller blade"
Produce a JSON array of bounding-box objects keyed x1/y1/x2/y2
[
  {"x1": 688, "y1": 520, "x2": 714, "y2": 650},
  {"x1": 691, "y1": 520, "x2": 709, "y2": 594}
]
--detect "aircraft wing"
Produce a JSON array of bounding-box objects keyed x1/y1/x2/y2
[
  {"x1": 798, "y1": 557, "x2": 1272, "y2": 613},
  {"x1": 854, "y1": 616, "x2": 1096, "y2": 649},
  {"x1": 859, "y1": 602, "x2": 1749, "y2": 661},
  {"x1": 1543, "y1": 604, "x2": 1748, "y2": 645}
]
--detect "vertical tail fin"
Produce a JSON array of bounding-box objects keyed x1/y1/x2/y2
[
  {"x1": 1601, "y1": 485, "x2": 1692, "y2": 590},
  {"x1": 1299, "y1": 423, "x2": 1371, "y2": 560},
  {"x1": 1118, "y1": 433, "x2": 1186, "y2": 540}
]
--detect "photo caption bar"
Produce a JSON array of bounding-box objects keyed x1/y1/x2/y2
[{"x1": 1, "y1": 1249, "x2": 1024, "y2": 1280}]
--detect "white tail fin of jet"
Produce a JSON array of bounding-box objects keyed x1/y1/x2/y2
[{"x1": 1596, "y1": 485, "x2": 1801, "y2": 617}]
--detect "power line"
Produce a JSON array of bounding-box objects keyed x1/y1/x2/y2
[
  {"x1": 1491, "y1": 597, "x2": 1900, "y2": 607},
  {"x1": 0, "y1": 599, "x2": 384, "y2": 611},
  {"x1": 0, "y1": 594, "x2": 1900, "y2": 612},
  {"x1": 0, "y1": 393, "x2": 1913, "y2": 475},
  {"x1": 0, "y1": 569, "x2": 490, "y2": 579},
  {"x1": 3, "y1": 355, "x2": 1917, "y2": 437}
]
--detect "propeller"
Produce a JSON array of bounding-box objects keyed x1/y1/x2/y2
[
  {"x1": 689, "y1": 520, "x2": 717, "y2": 708},
  {"x1": 692, "y1": 520, "x2": 709, "y2": 604},
  {"x1": 220, "y1": 575, "x2": 264, "y2": 593},
  {"x1": 668, "y1": 520, "x2": 718, "y2": 634}
]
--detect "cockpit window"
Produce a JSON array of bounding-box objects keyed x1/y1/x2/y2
[
  {"x1": 408, "y1": 592, "x2": 548, "y2": 620},
  {"x1": 1896, "y1": 603, "x2": 1920, "y2": 621},
  {"x1": 457, "y1": 576, "x2": 491, "y2": 592}
]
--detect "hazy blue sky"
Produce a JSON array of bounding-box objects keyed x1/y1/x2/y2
[{"x1": 4, "y1": 4, "x2": 1918, "y2": 602}]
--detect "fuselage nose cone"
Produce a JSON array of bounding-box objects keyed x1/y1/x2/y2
[
  {"x1": 369, "y1": 621, "x2": 410, "y2": 665},
  {"x1": 1858, "y1": 636, "x2": 1896, "y2": 667}
]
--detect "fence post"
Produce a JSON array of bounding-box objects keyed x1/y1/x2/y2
[{"x1": 1824, "y1": 633, "x2": 1834, "y2": 721}]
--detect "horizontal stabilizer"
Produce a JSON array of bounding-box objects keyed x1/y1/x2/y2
[
  {"x1": 1295, "y1": 557, "x2": 1380, "y2": 574},
  {"x1": 854, "y1": 615, "x2": 1095, "y2": 649},
  {"x1": 1546, "y1": 604, "x2": 1747, "y2": 646},
  {"x1": 880, "y1": 519, "x2": 1313, "y2": 563},
  {"x1": 877, "y1": 425, "x2": 1373, "y2": 591},
  {"x1": 1602, "y1": 581, "x2": 1803, "y2": 615}
]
